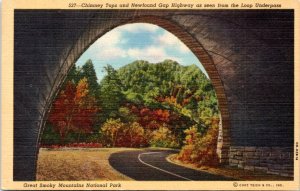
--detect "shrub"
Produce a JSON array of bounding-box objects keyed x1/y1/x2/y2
[
  {"x1": 101, "y1": 118, "x2": 125, "y2": 147},
  {"x1": 177, "y1": 117, "x2": 220, "y2": 166},
  {"x1": 149, "y1": 124, "x2": 179, "y2": 148},
  {"x1": 100, "y1": 119, "x2": 147, "y2": 147},
  {"x1": 125, "y1": 122, "x2": 147, "y2": 147}
]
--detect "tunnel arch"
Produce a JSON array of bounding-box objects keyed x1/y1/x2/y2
[
  {"x1": 14, "y1": 10, "x2": 293, "y2": 180},
  {"x1": 38, "y1": 16, "x2": 231, "y2": 167}
]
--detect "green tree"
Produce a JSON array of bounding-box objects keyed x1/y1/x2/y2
[
  {"x1": 118, "y1": 106, "x2": 137, "y2": 123},
  {"x1": 99, "y1": 65, "x2": 125, "y2": 119},
  {"x1": 64, "y1": 65, "x2": 81, "y2": 86},
  {"x1": 81, "y1": 59, "x2": 99, "y2": 97}
]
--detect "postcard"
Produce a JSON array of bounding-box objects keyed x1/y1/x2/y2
[{"x1": 1, "y1": 0, "x2": 300, "y2": 190}]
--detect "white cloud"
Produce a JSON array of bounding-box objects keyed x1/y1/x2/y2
[
  {"x1": 157, "y1": 32, "x2": 190, "y2": 53},
  {"x1": 99, "y1": 29, "x2": 122, "y2": 45},
  {"x1": 76, "y1": 23, "x2": 206, "y2": 80},
  {"x1": 82, "y1": 23, "x2": 185, "y2": 64},
  {"x1": 88, "y1": 30, "x2": 127, "y2": 60},
  {"x1": 119, "y1": 23, "x2": 159, "y2": 33}
]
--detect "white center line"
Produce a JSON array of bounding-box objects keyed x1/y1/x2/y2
[{"x1": 137, "y1": 152, "x2": 193, "y2": 181}]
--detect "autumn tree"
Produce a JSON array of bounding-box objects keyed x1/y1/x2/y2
[
  {"x1": 100, "y1": 119, "x2": 146, "y2": 147},
  {"x1": 73, "y1": 78, "x2": 98, "y2": 141},
  {"x1": 44, "y1": 59, "x2": 220, "y2": 149},
  {"x1": 48, "y1": 82, "x2": 77, "y2": 144},
  {"x1": 177, "y1": 117, "x2": 220, "y2": 166},
  {"x1": 127, "y1": 122, "x2": 145, "y2": 147},
  {"x1": 48, "y1": 78, "x2": 98, "y2": 144},
  {"x1": 101, "y1": 118, "x2": 125, "y2": 147},
  {"x1": 150, "y1": 124, "x2": 179, "y2": 148}
]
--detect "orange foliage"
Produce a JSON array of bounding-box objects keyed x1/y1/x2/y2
[
  {"x1": 177, "y1": 117, "x2": 220, "y2": 166},
  {"x1": 48, "y1": 82, "x2": 77, "y2": 142},
  {"x1": 48, "y1": 79, "x2": 98, "y2": 143},
  {"x1": 182, "y1": 98, "x2": 190, "y2": 106},
  {"x1": 130, "y1": 106, "x2": 171, "y2": 129},
  {"x1": 149, "y1": 124, "x2": 179, "y2": 148},
  {"x1": 162, "y1": 96, "x2": 182, "y2": 109},
  {"x1": 101, "y1": 119, "x2": 147, "y2": 147}
]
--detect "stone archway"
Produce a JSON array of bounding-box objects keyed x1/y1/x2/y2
[
  {"x1": 39, "y1": 15, "x2": 231, "y2": 164},
  {"x1": 14, "y1": 10, "x2": 294, "y2": 180}
]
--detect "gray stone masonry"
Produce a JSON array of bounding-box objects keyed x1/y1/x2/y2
[{"x1": 229, "y1": 146, "x2": 293, "y2": 177}]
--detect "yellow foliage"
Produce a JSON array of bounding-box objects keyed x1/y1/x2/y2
[
  {"x1": 75, "y1": 78, "x2": 89, "y2": 104},
  {"x1": 178, "y1": 116, "x2": 220, "y2": 166},
  {"x1": 150, "y1": 124, "x2": 179, "y2": 148}
]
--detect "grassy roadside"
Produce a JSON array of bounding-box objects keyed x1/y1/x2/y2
[
  {"x1": 167, "y1": 154, "x2": 292, "y2": 181},
  {"x1": 36, "y1": 148, "x2": 136, "y2": 181}
]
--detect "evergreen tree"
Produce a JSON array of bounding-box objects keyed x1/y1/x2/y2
[
  {"x1": 81, "y1": 59, "x2": 99, "y2": 97},
  {"x1": 99, "y1": 65, "x2": 125, "y2": 119},
  {"x1": 63, "y1": 65, "x2": 81, "y2": 86}
]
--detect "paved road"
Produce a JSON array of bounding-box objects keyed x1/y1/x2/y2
[{"x1": 109, "y1": 149, "x2": 234, "y2": 181}]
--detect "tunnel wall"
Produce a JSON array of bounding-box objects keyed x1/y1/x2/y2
[{"x1": 14, "y1": 10, "x2": 294, "y2": 180}]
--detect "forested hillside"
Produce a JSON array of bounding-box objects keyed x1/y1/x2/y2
[{"x1": 41, "y1": 59, "x2": 220, "y2": 164}]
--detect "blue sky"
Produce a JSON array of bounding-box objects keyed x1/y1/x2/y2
[{"x1": 75, "y1": 23, "x2": 207, "y2": 81}]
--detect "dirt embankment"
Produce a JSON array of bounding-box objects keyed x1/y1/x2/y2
[{"x1": 36, "y1": 148, "x2": 135, "y2": 181}]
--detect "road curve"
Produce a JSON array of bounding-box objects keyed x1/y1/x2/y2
[{"x1": 108, "y1": 149, "x2": 234, "y2": 181}]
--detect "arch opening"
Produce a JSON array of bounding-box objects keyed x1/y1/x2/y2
[{"x1": 37, "y1": 18, "x2": 230, "y2": 180}]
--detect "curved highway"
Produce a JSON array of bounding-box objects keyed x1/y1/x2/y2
[{"x1": 109, "y1": 149, "x2": 234, "y2": 181}]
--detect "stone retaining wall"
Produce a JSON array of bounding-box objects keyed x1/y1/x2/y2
[{"x1": 229, "y1": 146, "x2": 293, "y2": 177}]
